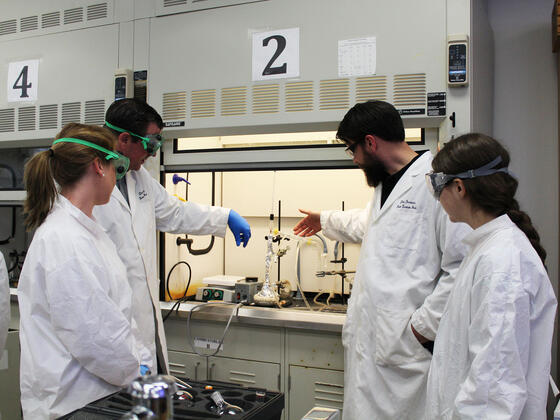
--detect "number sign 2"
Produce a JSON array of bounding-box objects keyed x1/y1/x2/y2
[
  {"x1": 7, "y1": 60, "x2": 39, "y2": 102},
  {"x1": 252, "y1": 28, "x2": 299, "y2": 81}
]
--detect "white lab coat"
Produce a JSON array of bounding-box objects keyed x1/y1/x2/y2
[
  {"x1": 93, "y1": 167, "x2": 229, "y2": 372},
  {"x1": 0, "y1": 251, "x2": 9, "y2": 354},
  {"x1": 426, "y1": 215, "x2": 557, "y2": 420},
  {"x1": 18, "y1": 196, "x2": 143, "y2": 419},
  {"x1": 320, "y1": 152, "x2": 469, "y2": 420}
]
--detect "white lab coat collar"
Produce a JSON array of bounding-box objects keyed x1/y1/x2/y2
[
  {"x1": 110, "y1": 174, "x2": 133, "y2": 215},
  {"x1": 462, "y1": 214, "x2": 514, "y2": 250},
  {"x1": 56, "y1": 195, "x2": 104, "y2": 237},
  {"x1": 376, "y1": 151, "x2": 432, "y2": 219},
  {"x1": 127, "y1": 171, "x2": 139, "y2": 216}
]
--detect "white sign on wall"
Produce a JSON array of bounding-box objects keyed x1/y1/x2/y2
[
  {"x1": 338, "y1": 37, "x2": 376, "y2": 77},
  {"x1": 7, "y1": 60, "x2": 39, "y2": 102},
  {"x1": 252, "y1": 28, "x2": 299, "y2": 81}
]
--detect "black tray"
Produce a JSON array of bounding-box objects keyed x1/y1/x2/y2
[{"x1": 63, "y1": 378, "x2": 284, "y2": 420}]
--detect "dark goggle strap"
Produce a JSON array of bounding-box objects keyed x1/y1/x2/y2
[{"x1": 450, "y1": 156, "x2": 511, "y2": 179}]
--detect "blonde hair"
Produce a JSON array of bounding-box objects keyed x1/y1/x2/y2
[{"x1": 23, "y1": 123, "x2": 116, "y2": 230}]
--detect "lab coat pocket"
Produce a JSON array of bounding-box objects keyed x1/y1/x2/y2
[
  {"x1": 380, "y1": 210, "x2": 424, "y2": 252},
  {"x1": 375, "y1": 306, "x2": 431, "y2": 366}
]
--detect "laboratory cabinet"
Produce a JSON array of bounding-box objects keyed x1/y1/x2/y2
[
  {"x1": 168, "y1": 350, "x2": 281, "y2": 391},
  {"x1": 165, "y1": 316, "x2": 283, "y2": 389},
  {"x1": 168, "y1": 350, "x2": 208, "y2": 381},
  {"x1": 0, "y1": 330, "x2": 22, "y2": 420},
  {"x1": 164, "y1": 317, "x2": 283, "y2": 363},
  {"x1": 164, "y1": 314, "x2": 345, "y2": 420},
  {"x1": 288, "y1": 366, "x2": 344, "y2": 420},
  {"x1": 286, "y1": 329, "x2": 344, "y2": 418},
  {"x1": 208, "y1": 356, "x2": 281, "y2": 392}
]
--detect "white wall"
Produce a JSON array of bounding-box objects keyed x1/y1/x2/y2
[{"x1": 488, "y1": 0, "x2": 559, "y2": 391}]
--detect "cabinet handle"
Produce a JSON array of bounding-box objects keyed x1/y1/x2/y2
[
  {"x1": 194, "y1": 362, "x2": 200, "y2": 381},
  {"x1": 209, "y1": 363, "x2": 215, "y2": 380}
]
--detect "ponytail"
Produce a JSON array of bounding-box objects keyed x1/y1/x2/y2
[
  {"x1": 23, "y1": 122, "x2": 117, "y2": 231},
  {"x1": 23, "y1": 150, "x2": 57, "y2": 231},
  {"x1": 507, "y1": 204, "x2": 547, "y2": 264}
]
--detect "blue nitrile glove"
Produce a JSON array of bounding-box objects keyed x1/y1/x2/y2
[
  {"x1": 227, "y1": 210, "x2": 251, "y2": 247},
  {"x1": 140, "y1": 365, "x2": 150, "y2": 376}
]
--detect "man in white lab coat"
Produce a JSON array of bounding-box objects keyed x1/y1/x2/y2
[
  {"x1": 293, "y1": 100, "x2": 469, "y2": 420},
  {"x1": 93, "y1": 99, "x2": 251, "y2": 374}
]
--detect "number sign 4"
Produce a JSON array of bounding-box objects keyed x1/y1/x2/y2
[
  {"x1": 252, "y1": 28, "x2": 299, "y2": 81},
  {"x1": 7, "y1": 60, "x2": 39, "y2": 102}
]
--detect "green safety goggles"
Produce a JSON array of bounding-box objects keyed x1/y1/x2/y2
[
  {"x1": 105, "y1": 121, "x2": 163, "y2": 155},
  {"x1": 53, "y1": 138, "x2": 130, "y2": 180}
]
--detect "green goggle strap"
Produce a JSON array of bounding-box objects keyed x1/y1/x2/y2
[
  {"x1": 53, "y1": 138, "x2": 120, "y2": 161},
  {"x1": 104, "y1": 121, "x2": 152, "y2": 151}
]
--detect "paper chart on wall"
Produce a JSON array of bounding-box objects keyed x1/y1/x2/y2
[{"x1": 338, "y1": 37, "x2": 376, "y2": 78}]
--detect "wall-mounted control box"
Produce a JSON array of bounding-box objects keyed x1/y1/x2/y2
[
  {"x1": 114, "y1": 68, "x2": 134, "y2": 100},
  {"x1": 447, "y1": 35, "x2": 469, "y2": 87}
]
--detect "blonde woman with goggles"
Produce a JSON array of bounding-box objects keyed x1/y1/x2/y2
[{"x1": 18, "y1": 123, "x2": 151, "y2": 419}]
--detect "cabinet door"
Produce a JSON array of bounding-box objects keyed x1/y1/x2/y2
[
  {"x1": 0, "y1": 331, "x2": 22, "y2": 420},
  {"x1": 209, "y1": 356, "x2": 281, "y2": 392},
  {"x1": 289, "y1": 366, "x2": 343, "y2": 420},
  {"x1": 168, "y1": 350, "x2": 208, "y2": 381}
]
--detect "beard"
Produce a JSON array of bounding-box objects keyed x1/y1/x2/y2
[{"x1": 361, "y1": 155, "x2": 389, "y2": 187}]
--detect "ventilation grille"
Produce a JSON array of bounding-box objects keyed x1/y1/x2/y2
[
  {"x1": 191, "y1": 89, "x2": 216, "y2": 118},
  {"x1": 285, "y1": 81, "x2": 313, "y2": 112},
  {"x1": 64, "y1": 7, "x2": 84, "y2": 25},
  {"x1": 18, "y1": 107, "x2": 36, "y2": 131},
  {"x1": 62, "y1": 102, "x2": 81, "y2": 126},
  {"x1": 0, "y1": 109, "x2": 15, "y2": 133},
  {"x1": 319, "y1": 79, "x2": 350, "y2": 110},
  {"x1": 0, "y1": 20, "x2": 17, "y2": 35},
  {"x1": 393, "y1": 73, "x2": 426, "y2": 107},
  {"x1": 41, "y1": 11, "x2": 60, "y2": 28},
  {"x1": 221, "y1": 87, "x2": 247, "y2": 116},
  {"x1": 39, "y1": 105, "x2": 58, "y2": 130},
  {"x1": 1, "y1": 3, "x2": 109, "y2": 37},
  {"x1": 20, "y1": 16, "x2": 38, "y2": 32},
  {"x1": 356, "y1": 76, "x2": 387, "y2": 103},
  {"x1": 164, "y1": 0, "x2": 187, "y2": 6},
  {"x1": 162, "y1": 92, "x2": 187, "y2": 121},
  {"x1": 313, "y1": 381, "x2": 344, "y2": 408},
  {"x1": 252, "y1": 84, "x2": 280, "y2": 114},
  {"x1": 87, "y1": 3, "x2": 108, "y2": 20},
  {"x1": 84, "y1": 100, "x2": 105, "y2": 125}
]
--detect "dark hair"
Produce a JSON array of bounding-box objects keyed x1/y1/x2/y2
[
  {"x1": 336, "y1": 100, "x2": 405, "y2": 144},
  {"x1": 432, "y1": 133, "x2": 546, "y2": 263},
  {"x1": 105, "y1": 98, "x2": 163, "y2": 138},
  {"x1": 23, "y1": 123, "x2": 116, "y2": 231}
]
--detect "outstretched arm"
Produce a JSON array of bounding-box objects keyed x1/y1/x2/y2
[{"x1": 293, "y1": 209, "x2": 322, "y2": 237}]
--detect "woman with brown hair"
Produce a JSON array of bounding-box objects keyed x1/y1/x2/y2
[
  {"x1": 17, "y1": 123, "x2": 149, "y2": 419},
  {"x1": 425, "y1": 133, "x2": 557, "y2": 419}
]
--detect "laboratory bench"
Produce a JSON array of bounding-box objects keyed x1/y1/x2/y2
[
  {"x1": 4, "y1": 291, "x2": 346, "y2": 420},
  {"x1": 161, "y1": 300, "x2": 345, "y2": 420}
]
